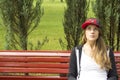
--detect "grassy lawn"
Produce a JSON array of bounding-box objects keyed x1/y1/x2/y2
[
  {"x1": 0, "y1": 0, "x2": 94, "y2": 50},
  {"x1": 28, "y1": 0, "x2": 66, "y2": 50},
  {"x1": 0, "y1": 0, "x2": 66, "y2": 50}
]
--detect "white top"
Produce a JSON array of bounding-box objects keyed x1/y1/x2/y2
[{"x1": 78, "y1": 50, "x2": 107, "y2": 80}]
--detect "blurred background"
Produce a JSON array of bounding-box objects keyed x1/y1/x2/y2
[{"x1": 0, "y1": 0, "x2": 119, "y2": 51}]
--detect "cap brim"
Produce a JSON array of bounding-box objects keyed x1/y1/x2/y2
[{"x1": 82, "y1": 23, "x2": 99, "y2": 29}]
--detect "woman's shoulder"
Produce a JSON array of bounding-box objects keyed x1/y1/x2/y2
[
  {"x1": 76, "y1": 44, "x2": 83, "y2": 49},
  {"x1": 106, "y1": 46, "x2": 113, "y2": 52},
  {"x1": 71, "y1": 44, "x2": 83, "y2": 54}
]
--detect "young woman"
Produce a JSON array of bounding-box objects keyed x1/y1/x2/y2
[{"x1": 68, "y1": 18, "x2": 118, "y2": 80}]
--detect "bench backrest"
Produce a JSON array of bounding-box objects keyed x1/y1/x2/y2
[
  {"x1": 114, "y1": 52, "x2": 120, "y2": 78},
  {"x1": 0, "y1": 51, "x2": 70, "y2": 80},
  {"x1": 0, "y1": 51, "x2": 70, "y2": 74},
  {"x1": 0, "y1": 51, "x2": 120, "y2": 80}
]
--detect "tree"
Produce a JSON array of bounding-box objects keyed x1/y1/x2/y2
[
  {"x1": 92, "y1": 0, "x2": 120, "y2": 51},
  {"x1": 116, "y1": 1, "x2": 120, "y2": 51},
  {"x1": 108, "y1": 0, "x2": 120, "y2": 51},
  {"x1": 62, "y1": 0, "x2": 89, "y2": 50},
  {"x1": 0, "y1": 0, "x2": 43, "y2": 50},
  {"x1": 60, "y1": 0, "x2": 63, "y2": 2}
]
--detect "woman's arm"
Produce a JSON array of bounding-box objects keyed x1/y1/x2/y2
[
  {"x1": 107, "y1": 49, "x2": 118, "y2": 80},
  {"x1": 68, "y1": 48, "x2": 77, "y2": 80}
]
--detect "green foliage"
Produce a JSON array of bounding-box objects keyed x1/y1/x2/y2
[
  {"x1": 62, "y1": 0, "x2": 89, "y2": 50},
  {"x1": 0, "y1": 0, "x2": 119, "y2": 51},
  {"x1": 0, "y1": 0, "x2": 43, "y2": 50},
  {"x1": 28, "y1": 0, "x2": 66, "y2": 50},
  {"x1": 29, "y1": 36, "x2": 49, "y2": 50},
  {"x1": 0, "y1": 0, "x2": 66, "y2": 50},
  {"x1": 92, "y1": 0, "x2": 120, "y2": 51}
]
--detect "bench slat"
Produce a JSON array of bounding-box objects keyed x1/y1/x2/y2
[
  {"x1": 115, "y1": 59, "x2": 120, "y2": 63},
  {"x1": 0, "y1": 76, "x2": 67, "y2": 80},
  {"x1": 0, "y1": 68, "x2": 68, "y2": 74},
  {"x1": 0, "y1": 62, "x2": 69, "y2": 68},
  {"x1": 0, "y1": 57, "x2": 69, "y2": 62},
  {"x1": 0, "y1": 52, "x2": 70, "y2": 57}
]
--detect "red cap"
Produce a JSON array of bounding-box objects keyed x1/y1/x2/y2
[{"x1": 81, "y1": 18, "x2": 100, "y2": 29}]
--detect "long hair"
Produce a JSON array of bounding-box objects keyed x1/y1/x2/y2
[{"x1": 82, "y1": 28, "x2": 111, "y2": 70}]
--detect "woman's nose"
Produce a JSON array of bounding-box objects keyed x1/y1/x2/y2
[
  {"x1": 90, "y1": 29, "x2": 94, "y2": 32},
  {"x1": 90, "y1": 29, "x2": 95, "y2": 33}
]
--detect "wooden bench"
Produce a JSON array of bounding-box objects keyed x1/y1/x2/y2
[
  {"x1": 114, "y1": 52, "x2": 120, "y2": 80},
  {"x1": 0, "y1": 51, "x2": 119, "y2": 80},
  {"x1": 0, "y1": 51, "x2": 70, "y2": 80}
]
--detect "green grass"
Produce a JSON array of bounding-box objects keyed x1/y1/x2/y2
[
  {"x1": 0, "y1": 0, "x2": 95, "y2": 50},
  {"x1": 0, "y1": 0, "x2": 67, "y2": 50},
  {"x1": 26, "y1": 0, "x2": 67, "y2": 50}
]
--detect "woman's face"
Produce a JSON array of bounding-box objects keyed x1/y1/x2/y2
[{"x1": 85, "y1": 25, "x2": 99, "y2": 42}]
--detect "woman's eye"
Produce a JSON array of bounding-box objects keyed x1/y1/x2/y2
[
  {"x1": 86, "y1": 27, "x2": 98, "y2": 31},
  {"x1": 94, "y1": 28, "x2": 98, "y2": 31},
  {"x1": 87, "y1": 27, "x2": 91, "y2": 30}
]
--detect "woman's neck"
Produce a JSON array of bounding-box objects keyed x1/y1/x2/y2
[{"x1": 85, "y1": 41, "x2": 96, "y2": 49}]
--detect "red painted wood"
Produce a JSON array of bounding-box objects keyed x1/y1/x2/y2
[
  {"x1": 0, "y1": 67, "x2": 68, "y2": 73},
  {"x1": 0, "y1": 62, "x2": 69, "y2": 68},
  {"x1": 0, "y1": 51, "x2": 119, "y2": 80},
  {"x1": 0, "y1": 57, "x2": 69, "y2": 62},
  {"x1": 0, "y1": 76, "x2": 67, "y2": 80}
]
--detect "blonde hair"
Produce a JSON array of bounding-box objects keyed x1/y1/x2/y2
[{"x1": 82, "y1": 28, "x2": 111, "y2": 70}]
